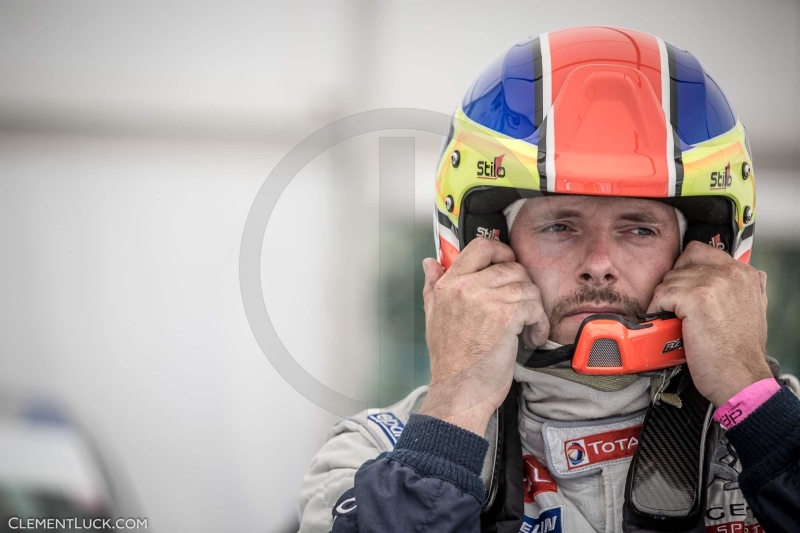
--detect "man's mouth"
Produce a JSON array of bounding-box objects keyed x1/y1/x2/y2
[{"x1": 564, "y1": 306, "x2": 629, "y2": 321}]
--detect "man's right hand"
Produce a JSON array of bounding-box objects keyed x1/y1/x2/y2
[{"x1": 419, "y1": 238, "x2": 549, "y2": 436}]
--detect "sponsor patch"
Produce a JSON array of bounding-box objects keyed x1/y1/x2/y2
[
  {"x1": 704, "y1": 522, "x2": 763, "y2": 533},
  {"x1": 366, "y1": 412, "x2": 404, "y2": 446},
  {"x1": 563, "y1": 425, "x2": 641, "y2": 470},
  {"x1": 523, "y1": 455, "x2": 557, "y2": 503},
  {"x1": 519, "y1": 507, "x2": 562, "y2": 533},
  {"x1": 542, "y1": 413, "x2": 645, "y2": 476}
]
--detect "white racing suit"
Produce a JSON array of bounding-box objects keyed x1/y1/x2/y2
[{"x1": 296, "y1": 355, "x2": 792, "y2": 532}]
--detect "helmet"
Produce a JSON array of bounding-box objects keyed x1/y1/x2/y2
[{"x1": 434, "y1": 26, "x2": 755, "y2": 269}]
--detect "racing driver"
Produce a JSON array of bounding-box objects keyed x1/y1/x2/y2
[{"x1": 296, "y1": 26, "x2": 800, "y2": 533}]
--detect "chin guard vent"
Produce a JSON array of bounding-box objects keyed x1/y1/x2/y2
[{"x1": 587, "y1": 338, "x2": 622, "y2": 367}]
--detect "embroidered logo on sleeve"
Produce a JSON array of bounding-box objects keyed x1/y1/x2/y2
[
  {"x1": 366, "y1": 412, "x2": 405, "y2": 445},
  {"x1": 523, "y1": 455, "x2": 558, "y2": 503},
  {"x1": 563, "y1": 424, "x2": 641, "y2": 470},
  {"x1": 519, "y1": 506, "x2": 562, "y2": 533}
]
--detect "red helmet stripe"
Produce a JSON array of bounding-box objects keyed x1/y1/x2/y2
[{"x1": 541, "y1": 27, "x2": 673, "y2": 197}]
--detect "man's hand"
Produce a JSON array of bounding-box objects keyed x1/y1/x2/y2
[
  {"x1": 419, "y1": 238, "x2": 549, "y2": 436},
  {"x1": 647, "y1": 241, "x2": 773, "y2": 407}
]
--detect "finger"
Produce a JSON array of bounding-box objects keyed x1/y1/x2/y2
[
  {"x1": 511, "y1": 298, "x2": 550, "y2": 346},
  {"x1": 422, "y1": 258, "x2": 445, "y2": 310},
  {"x1": 495, "y1": 281, "x2": 542, "y2": 304},
  {"x1": 758, "y1": 270, "x2": 768, "y2": 307},
  {"x1": 522, "y1": 315, "x2": 550, "y2": 348},
  {"x1": 446, "y1": 237, "x2": 516, "y2": 277},
  {"x1": 662, "y1": 262, "x2": 714, "y2": 279},
  {"x1": 673, "y1": 240, "x2": 733, "y2": 269},
  {"x1": 475, "y1": 261, "x2": 532, "y2": 289},
  {"x1": 646, "y1": 282, "x2": 682, "y2": 315}
]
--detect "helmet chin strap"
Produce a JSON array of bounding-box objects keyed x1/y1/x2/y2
[{"x1": 516, "y1": 337, "x2": 645, "y2": 393}]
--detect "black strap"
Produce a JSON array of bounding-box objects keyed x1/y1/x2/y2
[
  {"x1": 480, "y1": 382, "x2": 525, "y2": 532},
  {"x1": 516, "y1": 339, "x2": 575, "y2": 369},
  {"x1": 623, "y1": 368, "x2": 714, "y2": 532}
]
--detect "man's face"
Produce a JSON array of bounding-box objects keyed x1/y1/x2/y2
[{"x1": 510, "y1": 195, "x2": 682, "y2": 345}]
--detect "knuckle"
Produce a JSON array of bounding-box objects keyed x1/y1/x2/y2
[
  {"x1": 496, "y1": 262, "x2": 523, "y2": 280},
  {"x1": 471, "y1": 237, "x2": 492, "y2": 252},
  {"x1": 706, "y1": 274, "x2": 725, "y2": 289},
  {"x1": 507, "y1": 282, "x2": 524, "y2": 299},
  {"x1": 722, "y1": 262, "x2": 740, "y2": 277},
  {"x1": 450, "y1": 276, "x2": 471, "y2": 297},
  {"x1": 744, "y1": 264, "x2": 761, "y2": 284},
  {"x1": 510, "y1": 262, "x2": 528, "y2": 278},
  {"x1": 695, "y1": 285, "x2": 714, "y2": 301}
]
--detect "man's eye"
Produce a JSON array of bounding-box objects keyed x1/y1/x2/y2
[
  {"x1": 545, "y1": 223, "x2": 569, "y2": 232},
  {"x1": 631, "y1": 227, "x2": 655, "y2": 236}
]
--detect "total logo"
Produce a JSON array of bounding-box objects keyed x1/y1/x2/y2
[
  {"x1": 565, "y1": 440, "x2": 588, "y2": 467},
  {"x1": 477, "y1": 154, "x2": 506, "y2": 179},
  {"x1": 563, "y1": 424, "x2": 642, "y2": 470}
]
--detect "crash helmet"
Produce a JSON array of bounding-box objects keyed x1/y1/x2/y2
[{"x1": 434, "y1": 26, "x2": 755, "y2": 269}]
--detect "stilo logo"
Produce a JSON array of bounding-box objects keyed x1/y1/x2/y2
[
  {"x1": 709, "y1": 233, "x2": 726, "y2": 251},
  {"x1": 476, "y1": 227, "x2": 501, "y2": 240},
  {"x1": 710, "y1": 162, "x2": 732, "y2": 190},
  {"x1": 565, "y1": 440, "x2": 589, "y2": 467},
  {"x1": 662, "y1": 338, "x2": 683, "y2": 354},
  {"x1": 477, "y1": 154, "x2": 506, "y2": 179}
]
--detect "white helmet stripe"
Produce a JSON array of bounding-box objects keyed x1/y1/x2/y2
[
  {"x1": 540, "y1": 32, "x2": 556, "y2": 193},
  {"x1": 437, "y1": 220, "x2": 459, "y2": 250},
  {"x1": 657, "y1": 37, "x2": 678, "y2": 198},
  {"x1": 734, "y1": 232, "x2": 754, "y2": 260}
]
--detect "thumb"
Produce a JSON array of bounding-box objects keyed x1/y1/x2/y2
[{"x1": 422, "y1": 258, "x2": 445, "y2": 304}]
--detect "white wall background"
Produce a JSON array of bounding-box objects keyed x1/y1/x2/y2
[{"x1": 0, "y1": 1, "x2": 797, "y2": 532}]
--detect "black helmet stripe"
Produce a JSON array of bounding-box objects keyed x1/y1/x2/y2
[{"x1": 666, "y1": 42, "x2": 685, "y2": 196}]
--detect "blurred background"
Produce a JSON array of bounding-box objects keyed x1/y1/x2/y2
[{"x1": 0, "y1": 1, "x2": 797, "y2": 532}]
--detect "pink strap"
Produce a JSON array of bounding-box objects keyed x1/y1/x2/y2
[{"x1": 713, "y1": 378, "x2": 781, "y2": 429}]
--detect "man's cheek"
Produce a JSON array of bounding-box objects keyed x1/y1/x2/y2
[{"x1": 527, "y1": 267, "x2": 565, "y2": 305}]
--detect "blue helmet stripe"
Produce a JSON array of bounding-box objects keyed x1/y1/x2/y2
[
  {"x1": 462, "y1": 38, "x2": 538, "y2": 140},
  {"x1": 670, "y1": 44, "x2": 736, "y2": 145}
]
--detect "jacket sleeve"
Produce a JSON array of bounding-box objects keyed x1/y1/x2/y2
[
  {"x1": 328, "y1": 414, "x2": 489, "y2": 532},
  {"x1": 726, "y1": 386, "x2": 800, "y2": 533}
]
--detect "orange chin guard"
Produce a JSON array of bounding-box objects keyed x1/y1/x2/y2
[{"x1": 571, "y1": 312, "x2": 685, "y2": 375}]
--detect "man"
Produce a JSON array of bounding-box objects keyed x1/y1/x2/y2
[{"x1": 297, "y1": 27, "x2": 800, "y2": 532}]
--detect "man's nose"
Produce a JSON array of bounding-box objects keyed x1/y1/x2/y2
[{"x1": 575, "y1": 234, "x2": 619, "y2": 286}]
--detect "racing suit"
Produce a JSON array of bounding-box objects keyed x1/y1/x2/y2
[{"x1": 297, "y1": 359, "x2": 800, "y2": 532}]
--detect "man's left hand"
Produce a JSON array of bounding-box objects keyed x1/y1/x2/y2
[{"x1": 647, "y1": 240, "x2": 773, "y2": 407}]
